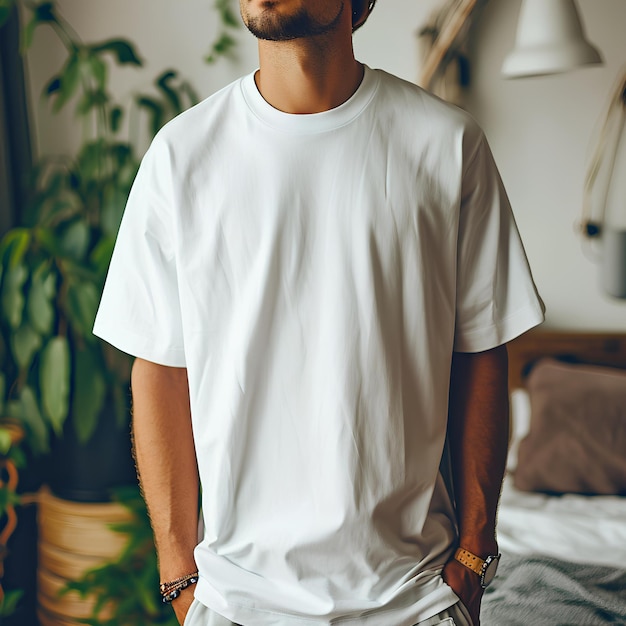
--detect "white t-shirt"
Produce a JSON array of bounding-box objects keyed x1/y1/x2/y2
[{"x1": 94, "y1": 66, "x2": 544, "y2": 625}]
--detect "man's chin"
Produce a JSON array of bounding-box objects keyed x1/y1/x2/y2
[
  {"x1": 243, "y1": 2, "x2": 344, "y2": 42},
  {"x1": 244, "y1": 15, "x2": 310, "y2": 42}
]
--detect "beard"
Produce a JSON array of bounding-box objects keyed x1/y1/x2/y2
[{"x1": 243, "y1": 1, "x2": 345, "y2": 41}]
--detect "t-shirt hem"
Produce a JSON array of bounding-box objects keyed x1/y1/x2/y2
[
  {"x1": 92, "y1": 319, "x2": 186, "y2": 367},
  {"x1": 194, "y1": 576, "x2": 459, "y2": 626},
  {"x1": 453, "y1": 301, "x2": 545, "y2": 353}
]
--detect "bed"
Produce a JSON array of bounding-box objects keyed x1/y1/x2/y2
[{"x1": 481, "y1": 330, "x2": 626, "y2": 625}]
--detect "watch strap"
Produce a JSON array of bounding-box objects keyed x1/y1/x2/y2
[{"x1": 454, "y1": 547, "x2": 486, "y2": 576}]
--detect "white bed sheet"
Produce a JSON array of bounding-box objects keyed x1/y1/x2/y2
[{"x1": 498, "y1": 473, "x2": 626, "y2": 568}]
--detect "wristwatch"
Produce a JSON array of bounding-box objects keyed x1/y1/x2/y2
[{"x1": 454, "y1": 547, "x2": 500, "y2": 588}]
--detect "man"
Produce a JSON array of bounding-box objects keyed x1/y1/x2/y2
[{"x1": 94, "y1": 0, "x2": 545, "y2": 624}]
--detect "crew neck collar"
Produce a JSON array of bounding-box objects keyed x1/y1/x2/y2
[{"x1": 240, "y1": 65, "x2": 379, "y2": 134}]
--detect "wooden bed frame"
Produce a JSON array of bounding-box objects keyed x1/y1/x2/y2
[{"x1": 506, "y1": 329, "x2": 626, "y2": 390}]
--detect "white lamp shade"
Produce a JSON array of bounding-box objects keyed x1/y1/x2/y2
[{"x1": 502, "y1": 0, "x2": 603, "y2": 78}]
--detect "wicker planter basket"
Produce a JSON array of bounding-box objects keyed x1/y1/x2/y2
[{"x1": 37, "y1": 488, "x2": 133, "y2": 625}]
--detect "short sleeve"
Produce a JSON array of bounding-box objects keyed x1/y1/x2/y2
[
  {"x1": 453, "y1": 131, "x2": 545, "y2": 353},
  {"x1": 93, "y1": 137, "x2": 186, "y2": 366}
]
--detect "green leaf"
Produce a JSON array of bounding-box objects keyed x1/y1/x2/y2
[
  {"x1": 136, "y1": 96, "x2": 163, "y2": 137},
  {"x1": 69, "y1": 170, "x2": 80, "y2": 189},
  {"x1": 21, "y1": 15, "x2": 37, "y2": 51},
  {"x1": 0, "y1": 228, "x2": 30, "y2": 267},
  {"x1": 50, "y1": 53, "x2": 81, "y2": 113},
  {"x1": 182, "y1": 81, "x2": 200, "y2": 107},
  {"x1": 76, "y1": 88, "x2": 108, "y2": 115},
  {"x1": 1, "y1": 263, "x2": 28, "y2": 329},
  {"x1": 6, "y1": 400, "x2": 20, "y2": 420},
  {"x1": 110, "y1": 106, "x2": 123, "y2": 133},
  {"x1": 42, "y1": 168, "x2": 65, "y2": 196},
  {"x1": 34, "y1": 2, "x2": 56, "y2": 22},
  {"x1": 0, "y1": 589, "x2": 24, "y2": 617},
  {"x1": 88, "y1": 55, "x2": 107, "y2": 89},
  {"x1": 12, "y1": 386, "x2": 49, "y2": 455},
  {"x1": 39, "y1": 336, "x2": 71, "y2": 435},
  {"x1": 156, "y1": 71, "x2": 181, "y2": 114},
  {"x1": 110, "y1": 143, "x2": 133, "y2": 169},
  {"x1": 90, "y1": 238, "x2": 115, "y2": 277},
  {"x1": 60, "y1": 220, "x2": 90, "y2": 260},
  {"x1": 0, "y1": 372, "x2": 6, "y2": 414},
  {"x1": 65, "y1": 280, "x2": 99, "y2": 336},
  {"x1": 43, "y1": 270, "x2": 56, "y2": 298},
  {"x1": 0, "y1": 487, "x2": 9, "y2": 515},
  {"x1": 0, "y1": 0, "x2": 15, "y2": 29},
  {"x1": 213, "y1": 32, "x2": 236, "y2": 55},
  {"x1": 27, "y1": 269, "x2": 56, "y2": 335},
  {"x1": 72, "y1": 348, "x2": 106, "y2": 443},
  {"x1": 77, "y1": 140, "x2": 106, "y2": 180},
  {"x1": 91, "y1": 39, "x2": 142, "y2": 66},
  {"x1": 35, "y1": 227, "x2": 63, "y2": 257},
  {"x1": 101, "y1": 187, "x2": 127, "y2": 238},
  {"x1": 206, "y1": 32, "x2": 237, "y2": 64},
  {"x1": 60, "y1": 258, "x2": 98, "y2": 283},
  {"x1": 215, "y1": 0, "x2": 240, "y2": 28},
  {"x1": 11, "y1": 323, "x2": 43, "y2": 371},
  {"x1": 45, "y1": 76, "x2": 61, "y2": 95},
  {"x1": 18, "y1": 2, "x2": 57, "y2": 52},
  {"x1": 0, "y1": 428, "x2": 11, "y2": 455},
  {"x1": 9, "y1": 445, "x2": 26, "y2": 468}
]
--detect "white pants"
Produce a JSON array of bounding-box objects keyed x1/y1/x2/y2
[{"x1": 183, "y1": 599, "x2": 474, "y2": 626}]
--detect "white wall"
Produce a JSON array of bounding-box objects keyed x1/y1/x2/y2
[
  {"x1": 463, "y1": 0, "x2": 626, "y2": 330},
  {"x1": 25, "y1": 0, "x2": 626, "y2": 329}
]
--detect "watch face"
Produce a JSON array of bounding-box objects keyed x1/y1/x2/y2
[{"x1": 482, "y1": 555, "x2": 500, "y2": 588}]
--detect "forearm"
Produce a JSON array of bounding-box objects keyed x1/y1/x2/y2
[
  {"x1": 131, "y1": 358, "x2": 200, "y2": 581},
  {"x1": 447, "y1": 345, "x2": 509, "y2": 554}
]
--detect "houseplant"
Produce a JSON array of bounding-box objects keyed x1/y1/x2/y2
[
  {"x1": 62, "y1": 486, "x2": 180, "y2": 626},
  {"x1": 0, "y1": 0, "x2": 238, "y2": 621},
  {"x1": 0, "y1": 1, "x2": 188, "y2": 493},
  {"x1": 0, "y1": 0, "x2": 241, "y2": 496}
]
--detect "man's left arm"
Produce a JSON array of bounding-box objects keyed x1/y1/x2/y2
[{"x1": 442, "y1": 344, "x2": 510, "y2": 626}]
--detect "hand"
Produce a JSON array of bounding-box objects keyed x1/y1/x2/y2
[
  {"x1": 442, "y1": 557, "x2": 484, "y2": 626},
  {"x1": 170, "y1": 585, "x2": 196, "y2": 625}
]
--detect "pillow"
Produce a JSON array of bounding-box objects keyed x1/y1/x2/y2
[
  {"x1": 513, "y1": 358, "x2": 626, "y2": 495},
  {"x1": 506, "y1": 388, "x2": 531, "y2": 473}
]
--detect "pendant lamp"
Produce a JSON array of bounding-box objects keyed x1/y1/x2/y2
[{"x1": 502, "y1": 0, "x2": 603, "y2": 78}]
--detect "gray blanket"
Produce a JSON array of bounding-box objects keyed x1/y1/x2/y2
[{"x1": 481, "y1": 554, "x2": 626, "y2": 625}]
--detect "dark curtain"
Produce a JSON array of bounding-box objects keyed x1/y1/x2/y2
[
  {"x1": 0, "y1": 4, "x2": 32, "y2": 235},
  {"x1": 0, "y1": 8, "x2": 39, "y2": 626}
]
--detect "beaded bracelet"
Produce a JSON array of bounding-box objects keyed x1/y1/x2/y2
[{"x1": 160, "y1": 571, "x2": 199, "y2": 604}]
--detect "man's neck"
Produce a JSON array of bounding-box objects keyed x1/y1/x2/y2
[{"x1": 255, "y1": 28, "x2": 363, "y2": 114}]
